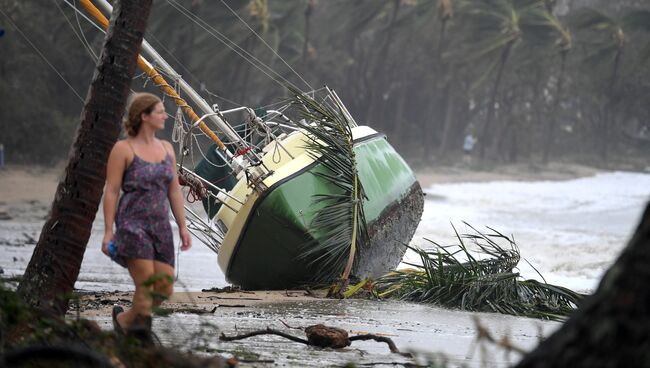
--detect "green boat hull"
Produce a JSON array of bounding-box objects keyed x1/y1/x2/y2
[{"x1": 225, "y1": 134, "x2": 424, "y2": 289}]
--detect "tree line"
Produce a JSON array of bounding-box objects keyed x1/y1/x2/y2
[{"x1": 1, "y1": 0, "x2": 649, "y2": 165}]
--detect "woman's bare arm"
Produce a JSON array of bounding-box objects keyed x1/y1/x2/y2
[
  {"x1": 102, "y1": 141, "x2": 129, "y2": 256},
  {"x1": 164, "y1": 140, "x2": 191, "y2": 251}
]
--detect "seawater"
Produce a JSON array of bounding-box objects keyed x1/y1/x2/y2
[{"x1": 411, "y1": 171, "x2": 650, "y2": 293}]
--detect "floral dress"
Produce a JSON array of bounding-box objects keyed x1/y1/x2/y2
[{"x1": 112, "y1": 150, "x2": 175, "y2": 268}]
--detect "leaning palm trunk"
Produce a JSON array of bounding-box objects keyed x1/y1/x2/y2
[
  {"x1": 602, "y1": 47, "x2": 623, "y2": 162},
  {"x1": 375, "y1": 224, "x2": 584, "y2": 321},
  {"x1": 479, "y1": 40, "x2": 515, "y2": 159},
  {"x1": 17, "y1": 0, "x2": 152, "y2": 315},
  {"x1": 543, "y1": 50, "x2": 568, "y2": 164}
]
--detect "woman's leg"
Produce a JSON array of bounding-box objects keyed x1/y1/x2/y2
[
  {"x1": 152, "y1": 261, "x2": 175, "y2": 307},
  {"x1": 116, "y1": 259, "x2": 155, "y2": 330}
]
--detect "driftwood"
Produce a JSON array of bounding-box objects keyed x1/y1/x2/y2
[{"x1": 219, "y1": 323, "x2": 411, "y2": 356}]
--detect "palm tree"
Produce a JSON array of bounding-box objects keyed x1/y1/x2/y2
[
  {"x1": 573, "y1": 7, "x2": 650, "y2": 161},
  {"x1": 429, "y1": 0, "x2": 458, "y2": 159},
  {"x1": 458, "y1": 0, "x2": 547, "y2": 159},
  {"x1": 17, "y1": 0, "x2": 153, "y2": 316},
  {"x1": 364, "y1": 0, "x2": 404, "y2": 131},
  {"x1": 540, "y1": 10, "x2": 572, "y2": 164}
]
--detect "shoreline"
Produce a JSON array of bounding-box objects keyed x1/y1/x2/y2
[
  {"x1": 414, "y1": 161, "x2": 602, "y2": 188},
  {"x1": 0, "y1": 162, "x2": 608, "y2": 207},
  {"x1": 68, "y1": 289, "x2": 332, "y2": 319}
]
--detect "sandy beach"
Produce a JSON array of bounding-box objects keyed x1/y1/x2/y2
[{"x1": 0, "y1": 161, "x2": 601, "y2": 205}]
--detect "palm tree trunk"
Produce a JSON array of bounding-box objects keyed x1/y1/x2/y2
[
  {"x1": 435, "y1": 16, "x2": 449, "y2": 67},
  {"x1": 302, "y1": 0, "x2": 315, "y2": 68},
  {"x1": 16, "y1": 0, "x2": 153, "y2": 316},
  {"x1": 479, "y1": 41, "x2": 514, "y2": 159},
  {"x1": 602, "y1": 48, "x2": 623, "y2": 162},
  {"x1": 431, "y1": 15, "x2": 452, "y2": 159},
  {"x1": 365, "y1": 0, "x2": 401, "y2": 131},
  {"x1": 435, "y1": 80, "x2": 455, "y2": 158},
  {"x1": 542, "y1": 51, "x2": 567, "y2": 164}
]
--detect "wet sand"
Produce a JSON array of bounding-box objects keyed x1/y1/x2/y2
[
  {"x1": 69, "y1": 289, "x2": 558, "y2": 367},
  {"x1": 0, "y1": 161, "x2": 601, "y2": 206}
]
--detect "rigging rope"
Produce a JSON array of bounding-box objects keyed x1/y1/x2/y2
[
  {"x1": 72, "y1": 0, "x2": 99, "y2": 60},
  {"x1": 0, "y1": 8, "x2": 84, "y2": 102},
  {"x1": 54, "y1": 0, "x2": 98, "y2": 62},
  {"x1": 143, "y1": 29, "x2": 242, "y2": 108},
  {"x1": 61, "y1": 0, "x2": 107, "y2": 35},
  {"x1": 172, "y1": 106, "x2": 186, "y2": 144},
  {"x1": 164, "y1": 0, "x2": 305, "y2": 93},
  {"x1": 218, "y1": 0, "x2": 314, "y2": 92}
]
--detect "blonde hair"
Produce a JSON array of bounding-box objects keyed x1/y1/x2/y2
[{"x1": 124, "y1": 93, "x2": 162, "y2": 136}]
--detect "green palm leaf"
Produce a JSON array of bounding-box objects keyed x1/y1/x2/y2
[
  {"x1": 376, "y1": 223, "x2": 584, "y2": 321},
  {"x1": 288, "y1": 89, "x2": 369, "y2": 286}
]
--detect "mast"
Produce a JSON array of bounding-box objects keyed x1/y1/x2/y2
[
  {"x1": 78, "y1": 0, "x2": 266, "y2": 171},
  {"x1": 92, "y1": 0, "x2": 245, "y2": 150}
]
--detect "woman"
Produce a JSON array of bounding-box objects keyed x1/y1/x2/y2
[{"x1": 102, "y1": 92, "x2": 191, "y2": 334}]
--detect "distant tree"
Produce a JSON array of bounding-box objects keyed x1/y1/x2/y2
[
  {"x1": 16, "y1": 0, "x2": 153, "y2": 316},
  {"x1": 572, "y1": 7, "x2": 650, "y2": 162},
  {"x1": 3, "y1": 0, "x2": 650, "y2": 164},
  {"x1": 457, "y1": 0, "x2": 547, "y2": 159},
  {"x1": 541, "y1": 10, "x2": 572, "y2": 164},
  {"x1": 364, "y1": 0, "x2": 404, "y2": 131}
]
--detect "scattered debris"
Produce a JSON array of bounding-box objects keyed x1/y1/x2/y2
[
  {"x1": 22, "y1": 232, "x2": 36, "y2": 245},
  {"x1": 0, "y1": 282, "x2": 234, "y2": 368},
  {"x1": 219, "y1": 324, "x2": 411, "y2": 357},
  {"x1": 466, "y1": 316, "x2": 528, "y2": 362},
  {"x1": 156, "y1": 306, "x2": 218, "y2": 315},
  {"x1": 201, "y1": 285, "x2": 242, "y2": 293}
]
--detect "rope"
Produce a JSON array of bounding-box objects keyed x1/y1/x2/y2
[
  {"x1": 72, "y1": 0, "x2": 99, "y2": 60},
  {"x1": 164, "y1": 0, "x2": 305, "y2": 93},
  {"x1": 61, "y1": 0, "x2": 107, "y2": 35},
  {"x1": 54, "y1": 0, "x2": 98, "y2": 62},
  {"x1": 171, "y1": 106, "x2": 186, "y2": 144},
  {"x1": 178, "y1": 169, "x2": 207, "y2": 203},
  {"x1": 0, "y1": 8, "x2": 84, "y2": 102},
  {"x1": 144, "y1": 29, "x2": 242, "y2": 108},
  {"x1": 218, "y1": 0, "x2": 314, "y2": 91},
  {"x1": 190, "y1": 134, "x2": 229, "y2": 168},
  {"x1": 146, "y1": 32, "x2": 241, "y2": 106}
]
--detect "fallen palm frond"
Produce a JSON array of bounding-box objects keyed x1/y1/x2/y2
[
  {"x1": 375, "y1": 223, "x2": 584, "y2": 321},
  {"x1": 289, "y1": 89, "x2": 369, "y2": 287}
]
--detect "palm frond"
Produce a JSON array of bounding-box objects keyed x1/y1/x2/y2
[
  {"x1": 621, "y1": 10, "x2": 650, "y2": 32},
  {"x1": 375, "y1": 224, "x2": 585, "y2": 321},
  {"x1": 571, "y1": 7, "x2": 615, "y2": 31},
  {"x1": 288, "y1": 88, "x2": 369, "y2": 284}
]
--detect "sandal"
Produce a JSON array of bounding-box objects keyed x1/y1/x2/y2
[{"x1": 112, "y1": 305, "x2": 125, "y2": 335}]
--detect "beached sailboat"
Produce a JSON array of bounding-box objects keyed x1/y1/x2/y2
[{"x1": 79, "y1": 0, "x2": 423, "y2": 289}]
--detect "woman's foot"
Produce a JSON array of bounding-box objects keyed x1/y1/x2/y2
[
  {"x1": 111, "y1": 305, "x2": 126, "y2": 335},
  {"x1": 128, "y1": 314, "x2": 155, "y2": 346}
]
